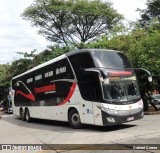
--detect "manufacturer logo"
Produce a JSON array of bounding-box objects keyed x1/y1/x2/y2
[{"x1": 129, "y1": 105, "x2": 132, "y2": 109}]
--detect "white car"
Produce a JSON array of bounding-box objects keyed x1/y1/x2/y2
[{"x1": 152, "y1": 94, "x2": 160, "y2": 105}]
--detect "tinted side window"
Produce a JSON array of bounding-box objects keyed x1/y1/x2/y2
[
  {"x1": 68, "y1": 52, "x2": 95, "y2": 72},
  {"x1": 78, "y1": 73, "x2": 102, "y2": 102},
  {"x1": 53, "y1": 58, "x2": 74, "y2": 80},
  {"x1": 68, "y1": 53, "x2": 102, "y2": 102}
]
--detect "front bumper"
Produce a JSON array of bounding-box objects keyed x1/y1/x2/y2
[{"x1": 102, "y1": 108, "x2": 144, "y2": 126}]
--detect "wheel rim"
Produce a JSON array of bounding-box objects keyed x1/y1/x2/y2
[
  {"x1": 72, "y1": 113, "x2": 80, "y2": 125},
  {"x1": 20, "y1": 110, "x2": 24, "y2": 118},
  {"x1": 26, "y1": 111, "x2": 29, "y2": 121}
]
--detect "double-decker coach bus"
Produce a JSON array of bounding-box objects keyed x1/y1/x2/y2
[{"x1": 12, "y1": 49, "x2": 143, "y2": 128}]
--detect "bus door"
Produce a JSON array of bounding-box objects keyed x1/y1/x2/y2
[
  {"x1": 75, "y1": 87, "x2": 95, "y2": 125},
  {"x1": 92, "y1": 102, "x2": 103, "y2": 126},
  {"x1": 81, "y1": 96, "x2": 102, "y2": 125},
  {"x1": 78, "y1": 79, "x2": 103, "y2": 125},
  {"x1": 81, "y1": 99, "x2": 95, "y2": 125}
]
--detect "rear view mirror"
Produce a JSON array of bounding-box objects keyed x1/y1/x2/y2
[{"x1": 134, "y1": 68, "x2": 152, "y2": 83}]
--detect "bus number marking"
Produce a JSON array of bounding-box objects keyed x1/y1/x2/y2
[{"x1": 56, "y1": 66, "x2": 66, "y2": 75}]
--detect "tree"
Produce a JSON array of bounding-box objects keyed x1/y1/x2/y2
[
  {"x1": 0, "y1": 64, "x2": 10, "y2": 101},
  {"x1": 6, "y1": 50, "x2": 36, "y2": 79},
  {"x1": 31, "y1": 45, "x2": 72, "y2": 66},
  {"x1": 22, "y1": 0, "x2": 122, "y2": 47},
  {"x1": 0, "y1": 65, "x2": 8, "y2": 86},
  {"x1": 138, "y1": 0, "x2": 160, "y2": 26}
]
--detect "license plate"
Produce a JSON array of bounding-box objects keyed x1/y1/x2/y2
[{"x1": 127, "y1": 116, "x2": 134, "y2": 121}]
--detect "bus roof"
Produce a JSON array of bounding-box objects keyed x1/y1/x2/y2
[
  {"x1": 66, "y1": 49, "x2": 120, "y2": 57},
  {"x1": 12, "y1": 49, "x2": 121, "y2": 80}
]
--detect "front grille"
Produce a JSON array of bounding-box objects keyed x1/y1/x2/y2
[
  {"x1": 130, "y1": 108, "x2": 142, "y2": 115},
  {"x1": 117, "y1": 108, "x2": 142, "y2": 116}
]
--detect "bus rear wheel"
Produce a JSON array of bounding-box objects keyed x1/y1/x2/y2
[
  {"x1": 20, "y1": 108, "x2": 25, "y2": 121},
  {"x1": 68, "y1": 109, "x2": 83, "y2": 129},
  {"x1": 25, "y1": 109, "x2": 31, "y2": 122}
]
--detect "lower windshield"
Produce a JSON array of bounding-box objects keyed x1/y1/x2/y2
[{"x1": 103, "y1": 80, "x2": 140, "y2": 102}]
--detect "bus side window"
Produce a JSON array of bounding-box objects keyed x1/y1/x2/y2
[
  {"x1": 54, "y1": 58, "x2": 74, "y2": 80},
  {"x1": 69, "y1": 52, "x2": 95, "y2": 72},
  {"x1": 78, "y1": 73, "x2": 102, "y2": 102},
  {"x1": 69, "y1": 53, "x2": 102, "y2": 102},
  {"x1": 81, "y1": 53, "x2": 95, "y2": 69}
]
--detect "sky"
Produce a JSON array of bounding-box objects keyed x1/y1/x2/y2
[{"x1": 0, "y1": 0, "x2": 147, "y2": 64}]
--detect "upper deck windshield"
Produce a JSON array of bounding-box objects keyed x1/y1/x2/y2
[{"x1": 91, "y1": 50, "x2": 132, "y2": 69}]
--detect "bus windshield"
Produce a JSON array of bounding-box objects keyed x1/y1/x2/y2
[
  {"x1": 92, "y1": 50, "x2": 132, "y2": 69},
  {"x1": 103, "y1": 79, "x2": 140, "y2": 103}
]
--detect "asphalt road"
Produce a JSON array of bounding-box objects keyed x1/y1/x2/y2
[{"x1": 0, "y1": 112, "x2": 160, "y2": 153}]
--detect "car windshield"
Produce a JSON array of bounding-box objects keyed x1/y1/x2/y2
[
  {"x1": 103, "y1": 80, "x2": 140, "y2": 103},
  {"x1": 92, "y1": 50, "x2": 132, "y2": 69}
]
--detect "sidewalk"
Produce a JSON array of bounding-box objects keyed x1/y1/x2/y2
[
  {"x1": 144, "y1": 105, "x2": 160, "y2": 115},
  {"x1": 0, "y1": 110, "x2": 1, "y2": 119}
]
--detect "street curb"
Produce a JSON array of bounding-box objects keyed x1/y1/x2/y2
[{"x1": 144, "y1": 111, "x2": 160, "y2": 115}]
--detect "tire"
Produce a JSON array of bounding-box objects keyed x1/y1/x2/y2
[
  {"x1": 20, "y1": 108, "x2": 25, "y2": 121},
  {"x1": 25, "y1": 109, "x2": 31, "y2": 123},
  {"x1": 68, "y1": 109, "x2": 83, "y2": 129},
  {"x1": 7, "y1": 108, "x2": 10, "y2": 114}
]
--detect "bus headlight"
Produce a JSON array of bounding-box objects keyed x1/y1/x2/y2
[
  {"x1": 101, "y1": 107, "x2": 118, "y2": 115},
  {"x1": 107, "y1": 109, "x2": 118, "y2": 115},
  {"x1": 138, "y1": 99, "x2": 143, "y2": 108}
]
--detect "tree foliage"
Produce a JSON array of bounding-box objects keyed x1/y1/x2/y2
[
  {"x1": 0, "y1": 64, "x2": 10, "y2": 87},
  {"x1": 0, "y1": 64, "x2": 10, "y2": 101},
  {"x1": 8, "y1": 50, "x2": 36, "y2": 77},
  {"x1": 31, "y1": 46, "x2": 72, "y2": 66},
  {"x1": 22, "y1": 0, "x2": 122, "y2": 47},
  {"x1": 138, "y1": 0, "x2": 160, "y2": 27}
]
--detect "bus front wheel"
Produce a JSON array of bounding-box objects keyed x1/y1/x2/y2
[{"x1": 68, "y1": 109, "x2": 83, "y2": 129}]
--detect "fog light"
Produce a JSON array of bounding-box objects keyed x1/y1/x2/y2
[{"x1": 107, "y1": 117, "x2": 115, "y2": 122}]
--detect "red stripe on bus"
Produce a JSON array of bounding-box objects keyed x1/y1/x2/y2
[
  {"x1": 57, "y1": 83, "x2": 76, "y2": 106},
  {"x1": 16, "y1": 91, "x2": 35, "y2": 101}
]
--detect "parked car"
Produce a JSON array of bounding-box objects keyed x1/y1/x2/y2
[
  {"x1": 4, "y1": 105, "x2": 13, "y2": 114},
  {"x1": 151, "y1": 94, "x2": 160, "y2": 105},
  {"x1": 4, "y1": 96, "x2": 13, "y2": 114}
]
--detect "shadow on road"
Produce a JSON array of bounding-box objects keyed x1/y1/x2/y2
[{"x1": 1, "y1": 114, "x2": 136, "y2": 133}]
